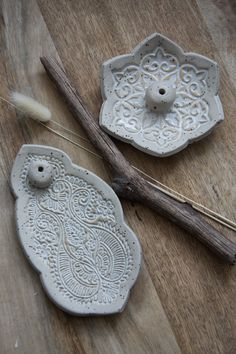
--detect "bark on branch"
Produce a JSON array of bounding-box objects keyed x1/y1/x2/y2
[{"x1": 40, "y1": 56, "x2": 236, "y2": 264}]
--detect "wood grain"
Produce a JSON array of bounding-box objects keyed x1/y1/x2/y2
[
  {"x1": 0, "y1": 0, "x2": 235, "y2": 353},
  {"x1": 40, "y1": 54, "x2": 236, "y2": 263}
]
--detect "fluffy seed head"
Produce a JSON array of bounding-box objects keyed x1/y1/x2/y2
[{"x1": 10, "y1": 92, "x2": 51, "y2": 123}]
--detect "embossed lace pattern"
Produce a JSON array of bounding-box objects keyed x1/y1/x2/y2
[
  {"x1": 21, "y1": 155, "x2": 133, "y2": 305},
  {"x1": 104, "y1": 47, "x2": 211, "y2": 148}
]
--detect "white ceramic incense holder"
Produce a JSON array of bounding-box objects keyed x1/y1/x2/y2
[
  {"x1": 11, "y1": 145, "x2": 141, "y2": 315},
  {"x1": 100, "y1": 33, "x2": 224, "y2": 157}
]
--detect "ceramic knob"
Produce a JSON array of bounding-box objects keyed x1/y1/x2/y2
[
  {"x1": 145, "y1": 81, "x2": 176, "y2": 113},
  {"x1": 28, "y1": 160, "x2": 54, "y2": 188}
]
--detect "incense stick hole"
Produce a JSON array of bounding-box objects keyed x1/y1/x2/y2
[{"x1": 38, "y1": 166, "x2": 44, "y2": 172}]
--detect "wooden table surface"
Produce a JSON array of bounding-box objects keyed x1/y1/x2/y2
[{"x1": 0, "y1": 0, "x2": 236, "y2": 353}]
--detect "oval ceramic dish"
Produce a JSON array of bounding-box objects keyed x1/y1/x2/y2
[
  {"x1": 11, "y1": 145, "x2": 141, "y2": 315},
  {"x1": 100, "y1": 33, "x2": 224, "y2": 157}
]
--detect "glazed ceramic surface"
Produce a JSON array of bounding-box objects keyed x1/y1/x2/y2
[
  {"x1": 11, "y1": 145, "x2": 141, "y2": 315},
  {"x1": 100, "y1": 33, "x2": 224, "y2": 157}
]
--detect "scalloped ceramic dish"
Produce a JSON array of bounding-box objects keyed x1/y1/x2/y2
[
  {"x1": 100, "y1": 33, "x2": 224, "y2": 157},
  {"x1": 11, "y1": 145, "x2": 141, "y2": 315}
]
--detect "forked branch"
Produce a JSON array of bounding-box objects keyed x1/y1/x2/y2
[{"x1": 40, "y1": 56, "x2": 236, "y2": 264}]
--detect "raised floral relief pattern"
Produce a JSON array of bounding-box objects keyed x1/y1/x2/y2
[
  {"x1": 100, "y1": 34, "x2": 223, "y2": 156},
  {"x1": 112, "y1": 50, "x2": 208, "y2": 145},
  {"x1": 17, "y1": 153, "x2": 136, "y2": 308}
]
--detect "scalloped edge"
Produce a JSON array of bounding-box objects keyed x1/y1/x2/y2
[
  {"x1": 11, "y1": 145, "x2": 141, "y2": 315},
  {"x1": 100, "y1": 33, "x2": 224, "y2": 157}
]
